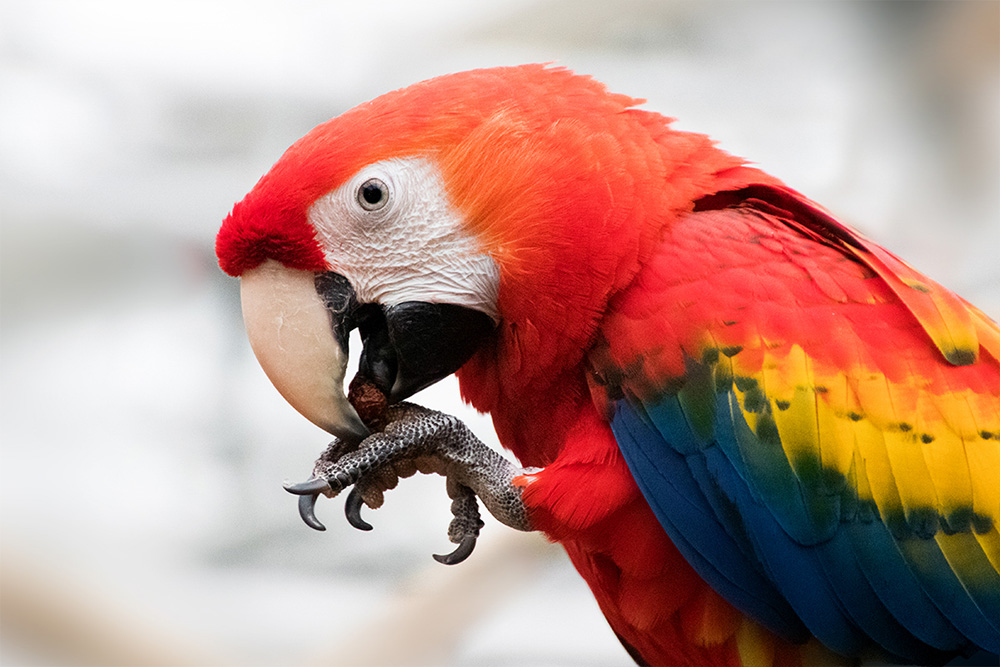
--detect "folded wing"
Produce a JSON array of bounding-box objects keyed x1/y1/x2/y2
[{"x1": 592, "y1": 185, "x2": 1000, "y2": 663}]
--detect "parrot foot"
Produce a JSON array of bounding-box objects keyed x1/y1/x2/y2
[
  {"x1": 283, "y1": 402, "x2": 530, "y2": 564},
  {"x1": 433, "y1": 483, "x2": 483, "y2": 564}
]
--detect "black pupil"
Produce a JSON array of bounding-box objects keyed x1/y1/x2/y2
[{"x1": 362, "y1": 182, "x2": 384, "y2": 205}]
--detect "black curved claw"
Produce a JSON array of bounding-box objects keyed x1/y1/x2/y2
[
  {"x1": 297, "y1": 493, "x2": 326, "y2": 531},
  {"x1": 345, "y1": 487, "x2": 373, "y2": 531},
  {"x1": 283, "y1": 478, "x2": 332, "y2": 496},
  {"x1": 433, "y1": 534, "x2": 477, "y2": 565}
]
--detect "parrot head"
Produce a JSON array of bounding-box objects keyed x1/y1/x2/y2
[{"x1": 216, "y1": 65, "x2": 737, "y2": 443}]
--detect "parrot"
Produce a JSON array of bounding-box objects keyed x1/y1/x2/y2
[{"x1": 215, "y1": 65, "x2": 1000, "y2": 666}]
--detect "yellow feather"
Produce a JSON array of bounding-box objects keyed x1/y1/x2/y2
[
  {"x1": 919, "y1": 421, "x2": 974, "y2": 519},
  {"x1": 966, "y1": 434, "x2": 1000, "y2": 523},
  {"x1": 815, "y1": 371, "x2": 856, "y2": 480},
  {"x1": 883, "y1": 427, "x2": 940, "y2": 526},
  {"x1": 933, "y1": 531, "x2": 1000, "y2": 617},
  {"x1": 854, "y1": 370, "x2": 896, "y2": 426},
  {"x1": 850, "y1": 408, "x2": 906, "y2": 520},
  {"x1": 935, "y1": 390, "x2": 986, "y2": 440},
  {"x1": 736, "y1": 619, "x2": 775, "y2": 667},
  {"x1": 767, "y1": 346, "x2": 823, "y2": 481},
  {"x1": 974, "y1": 527, "x2": 1000, "y2": 576},
  {"x1": 851, "y1": 449, "x2": 876, "y2": 509}
]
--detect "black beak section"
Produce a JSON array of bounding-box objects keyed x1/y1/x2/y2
[
  {"x1": 380, "y1": 302, "x2": 495, "y2": 402},
  {"x1": 313, "y1": 272, "x2": 357, "y2": 343},
  {"x1": 314, "y1": 272, "x2": 495, "y2": 405}
]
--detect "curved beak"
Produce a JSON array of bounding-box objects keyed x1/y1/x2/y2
[
  {"x1": 373, "y1": 301, "x2": 496, "y2": 402},
  {"x1": 240, "y1": 260, "x2": 495, "y2": 441},
  {"x1": 240, "y1": 260, "x2": 369, "y2": 442}
]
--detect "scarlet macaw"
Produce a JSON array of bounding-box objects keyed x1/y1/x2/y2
[{"x1": 216, "y1": 65, "x2": 1000, "y2": 665}]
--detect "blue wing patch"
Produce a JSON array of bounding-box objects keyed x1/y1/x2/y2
[{"x1": 611, "y1": 390, "x2": 994, "y2": 663}]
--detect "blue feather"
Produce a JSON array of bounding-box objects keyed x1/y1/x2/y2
[
  {"x1": 700, "y1": 431, "x2": 867, "y2": 657},
  {"x1": 719, "y1": 392, "x2": 838, "y2": 545},
  {"x1": 846, "y1": 519, "x2": 969, "y2": 651},
  {"x1": 611, "y1": 401, "x2": 808, "y2": 642},
  {"x1": 814, "y1": 528, "x2": 952, "y2": 662},
  {"x1": 897, "y1": 537, "x2": 1000, "y2": 652}
]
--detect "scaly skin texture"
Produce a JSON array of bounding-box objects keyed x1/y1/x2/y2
[{"x1": 305, "y1": 402, "x2": 530, "y2": 534}]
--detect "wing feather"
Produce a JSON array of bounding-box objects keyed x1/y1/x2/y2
[{"x1": 594, "y1": 185, "x2": 1000, "y2": 662}]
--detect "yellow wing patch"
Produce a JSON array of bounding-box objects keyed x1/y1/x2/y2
[{"x1": 723, "y1": 339, "x2": 999, "y2": 536}]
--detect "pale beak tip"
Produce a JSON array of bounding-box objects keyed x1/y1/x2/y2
[{"x1": 326, "y1": 410, "x2": 371, "y2": 442}]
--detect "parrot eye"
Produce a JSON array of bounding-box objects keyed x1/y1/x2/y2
[{"x1": 357, "y1": 178, "x2": 390, "y2": 211}]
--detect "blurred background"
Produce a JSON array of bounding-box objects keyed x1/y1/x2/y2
[{"x1": 1, "y1": 1, "x2": 997, "y2": 665}]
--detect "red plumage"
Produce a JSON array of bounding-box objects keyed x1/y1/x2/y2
[{"x1": 218, "y1": 65, "x2": 1000, "y2": 665}]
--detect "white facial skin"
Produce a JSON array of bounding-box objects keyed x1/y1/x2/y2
[
  {"x1": 308, "y1": 157, "x2": 500, "y2": 321},
  {"x1": 239, "y1": 157, "x2": 499, "y2": 440}
]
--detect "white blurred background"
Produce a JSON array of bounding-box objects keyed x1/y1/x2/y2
[{"x1": 1, "y1": 1, "x2": 997, "y2": 665}]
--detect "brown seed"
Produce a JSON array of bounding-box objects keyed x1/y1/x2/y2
[{"x1": 348, "y1": 374, "x2": 388, "y2": 431}]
